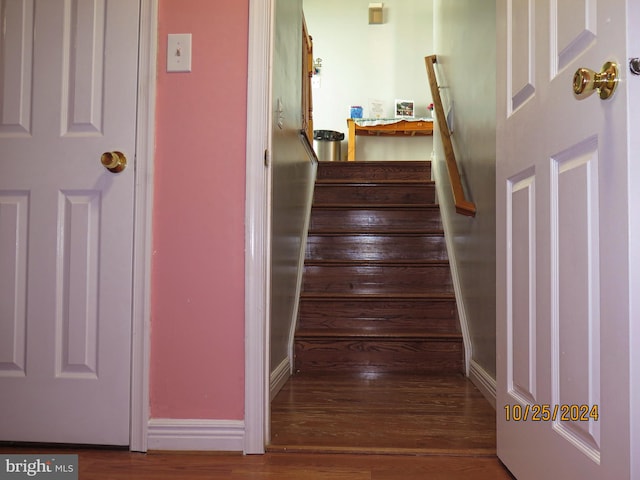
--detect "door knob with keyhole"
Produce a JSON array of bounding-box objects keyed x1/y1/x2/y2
[{"x1": 573, "y1": 61, "x2": 619, "y2": 100}]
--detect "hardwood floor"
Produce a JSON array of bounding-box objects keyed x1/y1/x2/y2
[
  {"x1": 270, "y1": 372, "x2": 498, "y2": 456},
  {"x1": 0, "y1": 374, "x2": 515, "y2": 479},
  {"x1": 0, "y1": 448, "x2": 515, "y2": 479}
]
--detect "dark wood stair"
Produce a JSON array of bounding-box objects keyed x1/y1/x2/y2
[{"x1": 295, "y1": 161, "x2": 464, "y2": 375}]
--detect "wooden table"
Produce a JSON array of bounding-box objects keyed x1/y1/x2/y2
[{"x1": 347, "y1": 118, "x2": 434, "y2": 161}]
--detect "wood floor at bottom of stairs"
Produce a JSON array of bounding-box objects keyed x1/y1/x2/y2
[
  {"x1": 269, "y1": 372, "x2": 497, "y2": 457},
  {"x1": 0, "y1": 447, "x2": 515, "y2": 480}
]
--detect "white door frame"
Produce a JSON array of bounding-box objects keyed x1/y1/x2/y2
[
  {"x1": 244, "y1": 0, "x2": 274, "y2": 455},
  {"x1": 129, "y1": 0, "x2": 158, "y2": 453},
  {"x1": 628, "y1": 2, "x2": 640, "y2": 475},
  {"x1": 243, "y1": 0, "x2": 640, "y2": 459}
]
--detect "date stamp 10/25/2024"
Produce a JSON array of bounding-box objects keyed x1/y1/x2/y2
[{"x1": 504, "y1": 404, "x2": 599, "y2": 422}]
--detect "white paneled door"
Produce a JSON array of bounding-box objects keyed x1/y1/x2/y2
[
  {"x1": 496, "y1": 0, "x2": 638, "y2": 478},
  {"x1": 0, "y1": 0, "x2": 139, "y2": 445}
]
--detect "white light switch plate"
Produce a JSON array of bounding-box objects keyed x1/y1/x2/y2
[{"x1": 167, "y1": 33, "x2": 192, "y2": 72}]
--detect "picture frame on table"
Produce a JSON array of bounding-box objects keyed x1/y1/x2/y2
[{"x1": 394, "y1": 99, "x2": 414, "y2": 118}]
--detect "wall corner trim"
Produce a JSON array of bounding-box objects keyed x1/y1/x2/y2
[
  {"x1": 244, "y1": 0, "x2": 273, "y2": 456},
  {"x1": 468, "y1": 359, "x2": 497, "y2": 409},
  {"x1": 147, "y1": 419, "x2": 245, "y2": 452},
  {"x1": 129, "y1": 0, "x2": 158, "y2": 453}
]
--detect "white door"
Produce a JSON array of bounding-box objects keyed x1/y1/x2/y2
[
  {"x1": 496, "y1": 0, "x2": 637, "y2": 478},
  {"x1": 0, "y1": 0, "x2": 139, "y2": 445}
]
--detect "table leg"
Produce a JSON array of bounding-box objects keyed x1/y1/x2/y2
[{"x1": 347, "y1": 119, "x2": 356, "y2": 161}]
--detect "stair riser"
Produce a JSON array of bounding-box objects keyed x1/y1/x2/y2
[
  {"x1": 317, "y1": 161, "x2": 431, "y2": 182},
  {"x1": 298, "y1": 299, "x2": 458, "y2": 333},
  {"x1": 294, "y1": 338, "x2": 464, "y2": 374},
  {"x1": 305, "y1": 234, "x2": 447, "y2": 262},
  {"x1": 309, "y1": 207, "x2": 442, "y2": 233},
  {"x1": 313, "y1": 184, "x2": 435, "y2": 205},
  {"x1": 302, "y1": 265, "x2": 453, "y2": 294}
]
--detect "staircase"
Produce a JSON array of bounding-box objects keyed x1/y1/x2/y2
[{"x1": 294, "y1": 160, "x2": 464, "y2": 375}]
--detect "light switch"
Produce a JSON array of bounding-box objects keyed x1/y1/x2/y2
[{"x1": 167, "y1": 33, "x2": 192, "y2": 72}]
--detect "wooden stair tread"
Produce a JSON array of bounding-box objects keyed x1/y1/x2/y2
[
  {"x1": 295, "y1": 329, "x2": 462, "y2": 340},
  {"x1": 299, "y1": 292, "x2": 456, "y2": 300},
  {"x1": 310, "y1": 204, "x2": 441, "y2": 210},
  {"x1": 312, "y1": 202, "x2": 437, "y2": 208},
  {"x1": 309, "y1": 229, "x2": 444, "y2": 235},
  {"x1": 307, "y1": 232, "x2": 445, "y2": 237},
  {"x1": 318, "y1": 160, "x2": 430, "y2": 165},
  {"x1": 303, "y1": 259, "x2": 450, "y2": 266},
  {"x1": 315, "y1": 179, "x2": 434, "y2": 185}
]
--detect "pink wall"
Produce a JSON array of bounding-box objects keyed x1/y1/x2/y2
[{"x1": 151, "y1": 0, "x2": 249, "y2": 419}]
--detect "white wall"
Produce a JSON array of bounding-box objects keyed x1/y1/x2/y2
[
  {"x1": 433, "y1": 0, "x2": 497, "y2": 385},
  {"x1": 270, "y1": 0, "x2": 317, "y2": 375},
  {"x1": 304, "y1": 0, "x2": 435, "y2": 160}
]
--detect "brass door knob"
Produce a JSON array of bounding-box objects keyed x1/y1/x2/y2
[
  {"x1": 573, "y1": 61, "x2": 619, "y2": 100},
  {"x1": 101, "y1": 151, "x2": 127, "y2": 173}
]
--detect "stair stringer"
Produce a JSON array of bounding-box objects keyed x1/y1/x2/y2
[
  {"x1": 285, "y1": 178, "x2": 316, "y2": 380},
  {"x1": 434, "y1": 182, "x2": 473, "y2": 376},
  {"x1": 271, "y1": 135, "x2": 318, "y2": 401}
]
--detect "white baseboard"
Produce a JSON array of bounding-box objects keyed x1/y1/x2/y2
[
  {"x1": 270, "y1": 357, "x2": 291, "y2": 401},
  {"x1": 468, "y1": 359, "x2": 497, "y2": 409},
  {"x1": 147, "y1": 419, "x2": 245, "y2": 451}
]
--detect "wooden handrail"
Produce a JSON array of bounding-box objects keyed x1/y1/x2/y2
[{"x1": 425, "y1": 55, "x2": 476, "y2": 217}]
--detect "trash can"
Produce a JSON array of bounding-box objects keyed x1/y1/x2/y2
[{"x1": 313, "y1": 130, "x2": 345, "y2": 161}]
